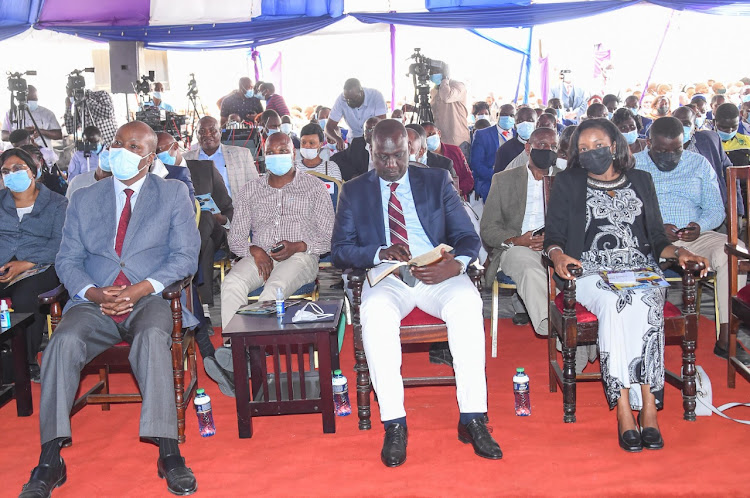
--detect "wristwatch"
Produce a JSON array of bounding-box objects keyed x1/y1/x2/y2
[{"x1": 456, "y1": 260, "x2": 467, "y2": 275}]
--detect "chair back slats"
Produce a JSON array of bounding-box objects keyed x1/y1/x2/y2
[{"x1": 297, "y1": 344, "x2": 307, "y2": 399}]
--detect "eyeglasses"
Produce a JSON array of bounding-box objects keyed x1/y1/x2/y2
[{"x1": 0, "y1": 163, "x2": 30, "y2": 176}]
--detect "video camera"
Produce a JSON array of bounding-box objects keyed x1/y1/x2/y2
[
  {"x1": 7, "y1": 71, "x2": 36, "y2": 102},
  {"x1": 407, "y1": 48, "x2": 446, "y2": 86},
  {"x1": 187, "y1": 73, "x2": 199, "y2": 97},
  {"x1": 67, "y1": 67, "x2": 94, "y2": 101},
  {"x1": 136, "y1": 107, "x2": 186, "y2": 140},
  {"x1": 134, "y1": 71, "x2": 155, "y2": 95}
]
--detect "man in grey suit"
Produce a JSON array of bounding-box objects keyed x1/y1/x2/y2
[
  {"x1": 184, "y1": 115, "x2": 258, "y2": 198},
  {"x1": 19, "y1": 122, "x2": 200, "y2": 498}
]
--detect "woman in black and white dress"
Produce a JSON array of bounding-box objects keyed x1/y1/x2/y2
[{"x1": 544, "y1": 119, "x2": 709, "y2": 452}]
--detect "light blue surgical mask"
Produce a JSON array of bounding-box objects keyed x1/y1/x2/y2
[
  {"x1": 430, "y1": 73, "x2": 443, "y2": 86},
  {"x1": 266, "y1": 128, "x2": 279, "y2": 136},
  {"x1": 280, "y1": 123, "x2": 293, "y2": 135},
  {"x1": 157, "y1": 150, "x2": 176, "y2": 166},
  {"x1": 497, "y1": 115, "x2": 515, "y2": 130},
  {"x1": 409, "y1": 153, "x2": 417, "y2": 162},
  {"x1": 743, "y1": 94, "x2": 750, "y2": 103},
  {"x1": 92, "y1": 143, "x2": 103, "y2": 155},
  {"x1": 27, "y1": 101, "x2": 38, "y2": 112},
  {"x1": 695, "y1": 116, "x2": 706, "y2": 129},
  {"x1": 254, "y1": 92, "x2": 263, "y2": 99},
  {"x1": 426, "y1": 134, "x2": 440, "y2": 151},
  {"x1": 109, "y1": 147, "x2": 150, "y2": 181},
  {"x1": 607, "y1": 112, "x2": 614, "y2": 120},
  {"x1": 516, "y1": 121, "x2": 535, "y2": 141},
  {"x1": 718, "y1": 129, "x2": 737, "y2": 142},
  {"x1": 152, "y1": 91, "x2": 162, "y2": 100},
  {"x1": 318, "y1": 118, "x2": 328, "y2": 130},
  {"x1": 624, "y1": 129, "x2": 638, "y2": 145},
  {"x1": 418, "y1": 154, "x2": 428, "y2": 165},
  {"x1": 2, "y1": 169, "x2": 33, "y2": 192},
  {"x1": 245, "y1": 90, "x2": 254, "y2": 98},
  {"x1": 99, "y1": 148, "x2": 111, "y2": 172},
  {"x1": 683, "y1": 125, "x2": 693, "y2": 144},
  {"x1": 265, "y1": 153, "x2": 294, "y2": 176},
  {"x1": 629, "y1": 107, "x2": 639, "y2": 116}
]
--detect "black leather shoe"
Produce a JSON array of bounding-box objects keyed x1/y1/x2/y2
[
  {"x1": 380, "y1": 423, "x2": 407, "y2": 467},
  {"x1": 714, "y1": 341, "x2": 750, "y2": 366},
  {"x1": 618, "y1": 423, "x2": 642, "y2": 453},
  {"x1": 19, "y1": 458, "x2": 67, "y2": 498},
  {"x1": 638, "y1": 413, "x2": 664, "y2": 450},
  {"x1": 203, "y1": 356, "x2": 235, "y2": 398},
  {"x1": 428, "y1": 342, "x2": 453, "y2": 367},
  {"x1": 512, "y1": 313, "x2": 530, "y2": 326},
  {"x1": 458, "y1": 418, "x2": 503, "y2": 459},
  {"x1": 157, "y1": 454, "x2": 197, "y2": 496}
]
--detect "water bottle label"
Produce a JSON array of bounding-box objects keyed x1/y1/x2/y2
[
  {"x1": 333, "y1": 385, "x2": 347, "y2": 395},
  {"x1": 196, "y1": 404, "x2": 212, "y2": 413},
  {"x1": 513, "y1": 382, "x2": 529, "y2": 392}
]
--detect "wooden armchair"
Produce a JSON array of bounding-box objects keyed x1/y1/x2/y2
[
  {"x1": 725, "y1": 165, "x2": 750, "y2": 387},
  {"x1": 347, "y1": 265, "x2": 484, "y2": 430},
  {"x1": 38, "y1": 276, "x2": 198, "y2": 443}
]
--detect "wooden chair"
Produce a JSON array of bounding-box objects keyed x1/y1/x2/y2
[
  {"x1": 542, "y1": 175, "x2": 702, "y2": 423},
  {"x1": 38, "y1": 276, "x2": 198, "y2": 443},
  {"x1": 725, "y1": 166, "x2": 750, "y2": 387},
  {"x1": 490, "y1": 270, "x2": 517, "y2": 358},
  {"x1": 347, "y1": 265, "x2": 484, "y2": 430}
]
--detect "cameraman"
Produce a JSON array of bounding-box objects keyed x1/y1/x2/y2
[
  {"x1": 64, "y1": 88, "x2": 118, "y2": 147},
  {"x1": 147, "y1": 82, "x2": 175, "y2": 112},
  {"x1": 1, "y1": 86, "x2": 62, "y2": 147},
  {"x1": 67, "y1": 126, "x2": 102, "y2": 182},
  {"x1": 430, "y1": 67, "x2": 471, "y2": 162}
]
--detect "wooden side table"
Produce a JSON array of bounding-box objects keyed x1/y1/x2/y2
[
  {"x1": 0, "y1": 313, "x2": 34, "y2": 416},
  {"x1": 222, "y1": 299, "x2": 344, "y2": 438}
]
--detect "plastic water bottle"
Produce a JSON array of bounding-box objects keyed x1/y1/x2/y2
[
  {"x1": 332, "y1": 369, "x2": 351, "y2": 416},
  {"x1": 0, "y1": 300, "x2": 10, "y2": 329},
  {"x1": 194, "y1": 388, "x2": 216, "y2": 437},
  {"x1": 275, "y1": 287, "x2": 285, "y2": 317},
  {"x1": 513, "y1": 367, "x2": 531, "y2": 416}
]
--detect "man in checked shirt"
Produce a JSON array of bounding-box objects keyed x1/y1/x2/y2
[{"x1": 220, "y1": 132, "x2": 335, "y2": 330}]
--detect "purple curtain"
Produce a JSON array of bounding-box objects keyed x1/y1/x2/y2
[{"x1": 539, "y1": 56, "x2": 549, "y2": 106}]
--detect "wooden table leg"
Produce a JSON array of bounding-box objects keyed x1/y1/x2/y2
[
  {"x1": 12, "y1": 324, "x2": 32, "y2": 417},
  {"x1": 232, "y1": 340, "x2": 252, "y2": 438},
  {"x1": 330, "y1": 328, "x2": 340, "y2": 372},
  {"x1": 318, "y1": 332, "x2": 335, "y2": 434}
]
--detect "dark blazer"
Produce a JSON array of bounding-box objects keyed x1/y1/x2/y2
[
  {"x1": 494, "y1": 137, "x2": 525, "y2": 174},
  {"x1": 164, "y1": 165, "x2": 195, "y2": 204},
  {"x1": 185, "y1": 159, "x2": 234, "y2": 221},
  {"x1": 692, "y1": 130, "x2": 742, "y2": 214},
  {"x1": 544, "y1": 168, "x2": 670, "y2": 263},
  {"x1": 426, "y1": 151, "x2": 457, "y2": 179},
  {"x1": 470, "y1": 125, "x2": 503, "y2": 201},
  {"x1": 332, "y1": 166, "x2": 480, "y2": 270}
]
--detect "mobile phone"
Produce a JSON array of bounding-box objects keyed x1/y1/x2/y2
[
  {"x1": 678, "y1": 226, "x2": 697, "y2": 233},
  {"x1": 0, "y1": 268, "x2": 7, "y2": 277},
  {"x1": 270, "y1": 243, "x2": 285, "y2": 253},
  {"x1": 532, "y1": 227, "x2": 545, "y2": 237}
]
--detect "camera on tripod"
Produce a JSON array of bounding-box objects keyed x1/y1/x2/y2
[
  {"x1": 187, "y1": 73, "x2": 199, "y2": 97},
  {"x1": 135, "y1": 71, "x2": 155, "y2": 95},
  {"x1": 7, "y1": 71, "x2": 36, "y2": 101},
  {"x1": 67, "y1": 67, "x2": 94, "y2": 101},
  {"x1": 407, "y1": 48, "x2": 446, "y2": 86}
]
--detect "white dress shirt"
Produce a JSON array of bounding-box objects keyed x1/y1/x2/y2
[{"x1": 520, "y1": 165, "x2": 547, "y2": 234}]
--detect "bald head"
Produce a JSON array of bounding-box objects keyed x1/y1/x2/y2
[
  {"x1": 155, "y1": 131, "x2": 181, "y2": 165},
  {"x1": 372, "y1": 119, "x2": 409, "y2": 182},
  {"x1": 119, "y1": 121, "x2": 157, "y2": 153},
  {"x1": 529, "y1": 127, "x2": 557, "y2": 147},
  {"x1": 197, "y1": 116, "x2": 221, "y2": 155},
  {"x1": 265, "y1": 130, "x2": 293, "y2": 154}
]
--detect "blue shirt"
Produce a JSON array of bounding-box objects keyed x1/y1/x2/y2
[
  {"x1": 634, "y1": 148, "x2": 725, "y2": 232},
  {"x1": 199, "y1": 146, "x2": 230, "y2": 196},
  {"x1": 68, "y1": 150, "x2": 100, "y2": 182},
  {"x1": 374, "y1": 170, "x2": 470, "y2": 268}
]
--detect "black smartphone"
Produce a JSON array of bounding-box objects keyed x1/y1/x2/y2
[
  {"x1": 532, "y1": 227, "x2": 545, "y2": 237},
  {"x1": 0, "y1": 268, "x2": 7, "y2": 277},
  {"x1": 678, "y1": 226, "x2": 697, "y2": 233},
  {"x1": 270, "y1": 243, "x2": 285, "y2": 253}
]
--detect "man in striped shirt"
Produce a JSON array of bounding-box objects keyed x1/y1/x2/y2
[
  {"x1": 220, "y1": 132, "x2": 334, "y2": 330},
  {"x1": 259, "y1": 82, "x2": 290, "y2": 118}
]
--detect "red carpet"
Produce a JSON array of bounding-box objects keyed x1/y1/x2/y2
[{"x1": 2, "y1": 317, "x2": 750, "y2": 497}]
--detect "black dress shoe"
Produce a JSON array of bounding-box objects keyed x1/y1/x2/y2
[
  {"x1": 618, "y1": 423, "x2": 642, "y2": 453},
  {"x1": 157, "y1": 454, "x2": 197, "y2": 496},
  {"x1": 512, "y1": 313, "x2": 530, "y2": 326},
  {"x1": 638, "y1": 413, "x2": 664, "y2": 450},
  {"x1": 203, "y1": 356, "x2": 235, "y2": 398},
  {"x1": 714, "y1": 341, "x2": 750, "y2": 366},
  {"x1": 380, "y1": 423, "x2": 407, "y2": 467},
  {"x1": 428, "y1": 342, "x2": 453, "y2": 367},
  {"x1": 19, "y1": 458, "x2": 67, "y2": 498},
  {"x1": 458, "y1": 418, "x2": 503, "y2": 459}
]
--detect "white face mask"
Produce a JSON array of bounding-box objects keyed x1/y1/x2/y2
[
  {"x1": 150, "y1": 156, "x2": 169, "y2": 178},
  {"x1": 556, "y1": 157, "x2": 568, "y2": 170},
  {"x1": 300, "y1": 147, "x2": 320, "y2": 160},
  {"x1": 292, "y1": 302, "x2": 334, "y2": 323},
  {"x1": 280, "y1": 123, "x2": 293, "y2": 135}
]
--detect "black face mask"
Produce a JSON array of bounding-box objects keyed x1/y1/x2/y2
[
  {"x1": 650, "y1": 149, "x2": 682, "y2": 172},
  {"x1": 529, "y1": 148, "x2": 557, "y2": 170},
  {"x1": 656, "y1": 106, "x2": 670, "y2": 116},
  {"x1": 578, "y1": 147, "x2": 613, "y2": 175}
]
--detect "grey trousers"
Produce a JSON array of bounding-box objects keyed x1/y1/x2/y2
[{"x1": 39, "y1": 295, "x2": 176, "y2": 444}]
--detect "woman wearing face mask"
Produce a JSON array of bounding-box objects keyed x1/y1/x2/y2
[
  {"x1": 0, "y1": 148, "x2": 68, "y2": 383},
  {"x1": 612, "y1": 108, "x2": 648, "y2": 154},
  {"x1": 295, "y1": 123, "x2": 342, "y2": 181},
  {"x1": 544, "y1": 119, "x2": 709, "y2": 453}
]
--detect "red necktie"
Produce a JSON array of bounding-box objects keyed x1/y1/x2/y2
[
  {"x1": 111, "y1": 188, "x2": 133, "y2": 323},
  {"x1": 388, "y1": 183, "x2": 409, "y2": 246}
]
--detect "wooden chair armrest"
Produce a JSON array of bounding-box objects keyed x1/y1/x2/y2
[
  {"x1": 162, "y1": 276, "x2": 193, "y2": 301},
  {"x1": 38, "y1": 284, "x2": 68, "y2": 305},
  {"x1": 726, "y1": 243, "x2": 750, "y2": 260},
  {"x1": 467, "y1": 263, "x2": 484, "y2": 292}
]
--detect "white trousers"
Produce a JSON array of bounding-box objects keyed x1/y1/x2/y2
[{"x1": 360, "y1": 273, "x2": 488, "y2": 421}]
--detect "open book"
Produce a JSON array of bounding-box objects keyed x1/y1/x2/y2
[
  {"x1": 601, "y1": 269, "x2": 669, "y2": 292},
  {"x1": 196, "y1": 193, "x2": 220, "y2": 214},
  {"x1": 366, "y1": 244, "x2": 453, "y2": 287}
]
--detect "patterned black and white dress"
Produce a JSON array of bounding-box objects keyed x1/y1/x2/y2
[{"x1": 575, "y1": 174, "x2": 665, "y2": 410}]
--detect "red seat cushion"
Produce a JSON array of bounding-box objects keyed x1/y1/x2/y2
[
  {"x1": 400, "y1": 308, "x2": 444, "y2": 327},
  {"x1": 113, "y1": 341, "x2": 129, "y2": 347},
  {"x1": 736, "y1": 284, "x2": 750, "y2": 306},
  {"x1": 554, "y1": 293, "x2": 681, "y2": 323}
]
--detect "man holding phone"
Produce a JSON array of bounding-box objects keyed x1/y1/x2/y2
[
  {"x1": 220, "y1": 132, "x2": 335, "y2": 332},
  {"x1": 635, "y1": 117, "x2": 750, "y2": 365}
]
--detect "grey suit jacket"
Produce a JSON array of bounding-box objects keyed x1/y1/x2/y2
[
  {"x1": 58, "y1": 174, "x2": 201, "y2": 327},
  {"x1": 480, "y1": 164, "x2": 561, "y2": 279},
  {"x1": 184, "y1": 144, "x2": 258, "y2": 197}
]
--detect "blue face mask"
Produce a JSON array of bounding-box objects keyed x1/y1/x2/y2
[
  {"x1": 318, "y1": 118, "x2": 328, "y2": 130},
  {"x1": 254, "y1": 92, "x2": 263, "y2": 99},
  {"x1": 718, "y1": 129, "x2": 737, "y2": 142},
  {"x1": 426, "y1": 134, "x2": 441, "y2": 151},
  {"x1": 245, "y1": 90, "x2": 254, "y2": 98},
  {"x1": 623, "y1": 129, "x2": 638, "y2": 145},
  {"x1": 695, "y1": 116, "x2": 705, "y2": 129},
  {"x1": 265, "y1": 153, "x2": 294, "y2": 176},
  {"x1": 91, "y1": 143, "x2": 103, "y2": 155},
  {"x1": 743, "y1": 94, "x2": 750, "y2": 103},
  {"x1": 497, "y1": 115, "x2": 514, "y2": 130},
  {"x1": 266, "y1": 128, "x2": 279, "y2": 136},
  {"x1": 152, "y1": 91, "x2": 162, "y2": 100},
  {"x1": 418, "y1": 153, "x2": 428, "y2": 165},
  {"x1": 157, "y1": 150, "x2": 176, "y2": 166},
  {"x1": 430, "y1": 73, "x2": 443, "y2": 86},
  {"x1": 3, "y1": 169, "x2": 33, "y2": 192},
  {"x1": 409, "y1": 153, "x2": 417, "y2": 162},
  {"x1": 683, "y1": 125, "x2": 693, "y2": 144},
  {"x1": 99, "y1": 148, "x2": 111, "y2": 172},
  {"x1": 109, "y1": 147, "x2": 150, "y2": 181},
  {"x1": 516, "y1": 121, "x2": 535, "y2": 141},
  {"x1": 629, "y1": 107, "x2": 639, "y2": 116},
  {"x1": 607, "y1": 112, "x2": 614, "y2": 120},
  {"x1": 27, "y1": 101, "x2": 39, "y2": 112}
]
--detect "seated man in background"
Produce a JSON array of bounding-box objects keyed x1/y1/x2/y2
[
  {"x1": 423, "y1": 121, "x2": 474, "y2": 198},
  {"x1": 280, "y1": 115, "x2": 301, "y2": 149},
  {"x1": 67, "y1": 126, "x2": 103, "y2": 182},
  {"x1": 332, "y1": 119, "x2": 502, "y2": 468},
  {"x1": 149, "y1": 82, "x2": 175, "y2": 112},
  {"x1": 19, "y1": 121, "x2": 200, "y2": 497},
  {"x1": 364, "y1": 116, "x2": 382, "y2": 171},
  {"x1": 715, "y1": 102, "x2": 750, "y2": 167},
  {"x1": 66, "y1": 146, "x2": 111, "y2": 199},
  {"x1": 295, "y1": 122, "x2": 342, "y2": 180},
  {"x1": 504, "y1": 112, "x2": 557, "y2": 171},
  {"x1": 220, "y1": 132, "x2": 334, "y2": 330},
  {"x1": 584, "y1": 102, "x2": 608, "y2": 120},
  {"x1": 470, "y1": 103, "x2": 515, "y2": 201},
  {"x1": 493, "y1": 106, "x2": 537, "y2": 174},
  {"x1": 184, "y1": 116, "x2": 257, "y2": 198},
  {"x1": 634, "y1": 117, "x2": 749, "y2": 365}
]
